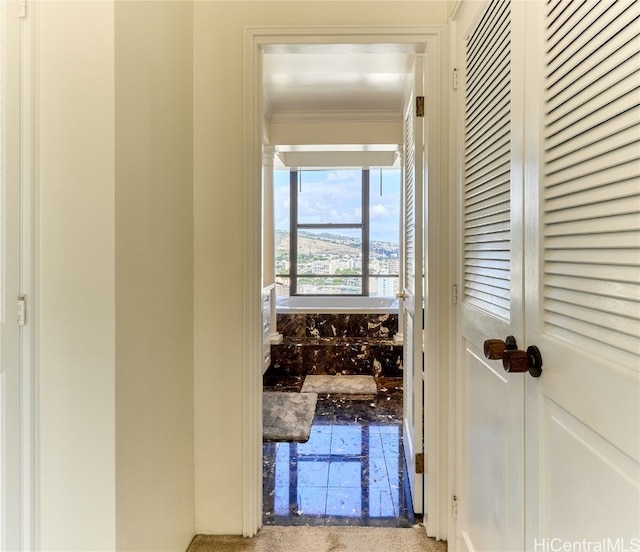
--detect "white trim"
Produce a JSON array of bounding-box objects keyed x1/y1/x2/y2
[
  {"x1": 270, "y1": 109, "x2": 401, "y2": 123},
  {"x1": 243, "y1": 28, "x2": 264, "y2": 537},
  {"x1": 447, "y1": 14, "x2": 460, "y2": 549},
  {"x1": 0, "y1": 1, "x2": 37, "y2": 549},
  {"x1": 422, "y1": 29, "x2": 451, "y2": 541},
  {"x1": 244, "y1": 24, "x2": 451, "y2": 539},
  {"x1": 449, "y1": 0, "x2": 465, "y2": 22},
  {"x1": 20, "y1": 3, "x2": 38, "y2": 549}
]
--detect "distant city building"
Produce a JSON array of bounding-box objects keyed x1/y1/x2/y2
[
  {"x1": 377, "y1": 277, "x2": 395, "y2": 297},
  {"x1": 311, "y1": 260, "x2": 330, "y2": 274},
  {"x1": 274, "y1": 229, "x2": 399, "y2": 296}
]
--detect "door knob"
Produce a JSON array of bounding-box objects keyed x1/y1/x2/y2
[
  {"x1": 483, "y1": 337, "x2": 543, "y2": 378},
  {"x1": 502, "y1": 346, "x2": 543, "y2": 378},
  {"x1": 483, "y1": 335, "x2": 518, "y2": 360}
]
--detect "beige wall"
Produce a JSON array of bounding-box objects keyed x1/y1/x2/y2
[
  {"x1": 37, "y1": 2, "x2": 116, "y2": 549},
  {"x1": 36, "y1": 0, "x2": 448, "y2": 545},
  {"x1": 115, "y1": 2, "x2": 195, "y2": 551},
  {"x1": 38, "y1": 1, "x2": 195, "y2": 550},
  {"x1": 193, "y1": 0, "x2": 448, "y2": 533}
]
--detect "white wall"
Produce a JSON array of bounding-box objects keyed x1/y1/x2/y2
[
  {"x1": 37, "y1": 2, "x2": 117, "y2": 549},
  {"x1": 37, "y1": 1, "x2": 195, "y2": 550},
  {"x1": 193, "y1": 0, "x2": 448, "y2": 534},
  {"x1": 115, "y1": 2, "x2": 195, "y2": 551}
]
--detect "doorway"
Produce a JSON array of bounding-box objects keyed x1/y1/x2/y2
[
  {"x1": 262, "y1": 165, "x2": 410, "y2": 526},
  {"x1": 243, "y1": 25, "x2": 451, "y2": 539}
]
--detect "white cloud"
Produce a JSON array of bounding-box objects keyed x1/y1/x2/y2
[
  {"x1": 274, "y1": 168, "x2": 401, "y2": 242},
  {"x1": 371, "y1": 204, "x2": 387, "y2": 218}
]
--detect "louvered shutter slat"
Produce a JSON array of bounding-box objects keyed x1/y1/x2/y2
[
  {"x1": 547, "y1": 262, "x2": 639, "y2": 284},
  {"x1": 545, "y1": 248, "x2": 639, "y2": 266},
  {"x1": 546, "y1": 274, "x2": 640, "y2": 302},
  {"x1": 546, "y1": 121, "x2": 640, "y2": 171},
  {"x1": 546, "y1": 1, "x2": 637, "y2": 80},
  {"x1": 546, "y1": 213, "x2": 640, "y2": 237},
  {"x1": 546, "y1": 46, "x2": 639, "y2": 118},
  {"x1": 405, "y1": 103, "x2": 415, "y2": 286},
  {"x1": 547, "y1": 179, "x2": 640, "y2": 211},
  {"x1": 464, "y1": 0, "x2": 512, "y2": 319}
]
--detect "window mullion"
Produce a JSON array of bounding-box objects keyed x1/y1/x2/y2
[
  {"x1": 290, "y1": 170, "x2": 298, "y2": 296},
  {"x1": 362, "y1": 169, "x2": 370, "y2": 296}
]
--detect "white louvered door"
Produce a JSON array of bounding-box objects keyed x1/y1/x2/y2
[
  {"x1": 456, "y1": 0, "x2": 526, "y2": 550},
  {"x1": 455, "y1": 0, "x2": 639, "y2": 550},
  {"x1": 524, "y1": 0, "x2": 640, "y2": 546},
  {"x1": 401, "y1": 54, "x2": 425, "y2": 515}
]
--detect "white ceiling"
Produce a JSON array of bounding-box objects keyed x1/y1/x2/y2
[{"x1": 262, "y1": 43, "x2": 421, "y2": 122}]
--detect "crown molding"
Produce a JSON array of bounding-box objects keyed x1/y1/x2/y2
[{"x1": 269, "y1": 109, "x2": 402, "y2": 124}]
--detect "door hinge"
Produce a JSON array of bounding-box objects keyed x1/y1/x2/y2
[
  {"x1": 452, "y1": 68, "x2": 458, "y2": 90},
  {"x1": 452, "y1": 283, "x2": 458, "y2": 305},
  {"x1": 415, "y1": 96, "x2": 425, "y2": 118},
  {"x1": 19, "y1": 0, "x2": 27, "y2": 18},
  {"x1": 18, "y1": 294, "x2": 26, "y2": 326},
  {"x1": 452, "y1": 495, "x2": 458, "y2": 518},
  {"x1": 415, "y1": 452, "x2": 425, "y2": 474}
]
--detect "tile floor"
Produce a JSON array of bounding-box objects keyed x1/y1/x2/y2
[{"x1": 262, "y1": 376, "x2": 416, "y2": 527}]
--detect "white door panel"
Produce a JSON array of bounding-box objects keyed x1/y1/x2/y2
[
  {"x1": 456, "y1": 0, "x2": 525, "y2": 550},
  {"x1": 524, "y1": 0, "x2": 640, "y2": 545},
  {"x1": 402, "y1": 53, "x2": 425, "y2": 515},
  {"x1": 541, "y1": 399, "x2": 639, "y2": 541},
  {"x1": 462, "y1": 345, "x2": 522, "y2": 552}
]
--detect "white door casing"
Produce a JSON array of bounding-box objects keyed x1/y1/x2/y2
[
  {"x1": 524, "y1": 0, "x2": 640, "y2": 546},
  {"x1": 0, "y1": 1, "x2": 35, "y2": 550},
  {"x1": 245, "y1": 26, "x2": 449, "y2": 538},
  {"x1": 402, "y1": 53, "x2": 425, "y2": 516}
]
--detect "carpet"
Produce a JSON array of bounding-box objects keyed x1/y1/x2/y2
[
  {"x1": 301, "y1": 375, "x2": 377, "y2": 395},
  {"x1": 263, "y1": 392, "x2": 318, "y2": 442},
  {"x1": 188, "y1": 526, "x2": 447, "y2": 552}
]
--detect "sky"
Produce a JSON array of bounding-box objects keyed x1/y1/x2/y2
[{"x1": 274, "y1": 168, "x2": 401, "y2": 244}]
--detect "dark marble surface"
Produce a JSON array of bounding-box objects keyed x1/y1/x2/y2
[
  {"x1": 270, "y1": 312, "x2": 402, "y2": 378},
  {"x1": 269, "y1": 340, "x2": 403, "y2": 378},
  {"x1": 278, "y1": 313, "x2": 398, "y2": 339},
  {"x1": 262, "y1": 377, "x2": 416, "y2": 527}
]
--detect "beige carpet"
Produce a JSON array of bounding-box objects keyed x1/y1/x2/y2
[{"x1": 188, "y1": 526, "x2": 447, "y2": 552}]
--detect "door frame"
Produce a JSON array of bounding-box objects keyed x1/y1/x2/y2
[
  {"x1": 243, "y1": 24, "x2": 451, "y2": 539},
  {"x1": 2, "y1": 1, "x2": 37, "y2": 549}
]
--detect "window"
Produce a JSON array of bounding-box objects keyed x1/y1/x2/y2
[{"x1": 275, "y1": 168, "x2": 400, "y2": 296}]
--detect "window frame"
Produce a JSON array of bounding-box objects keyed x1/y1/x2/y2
[
  {"x1": 278, "y1": 168, "x2": 398, "y2": 297},
  {"x1": 289, "y1": 169, "x2": 369, "y2": 296}
]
